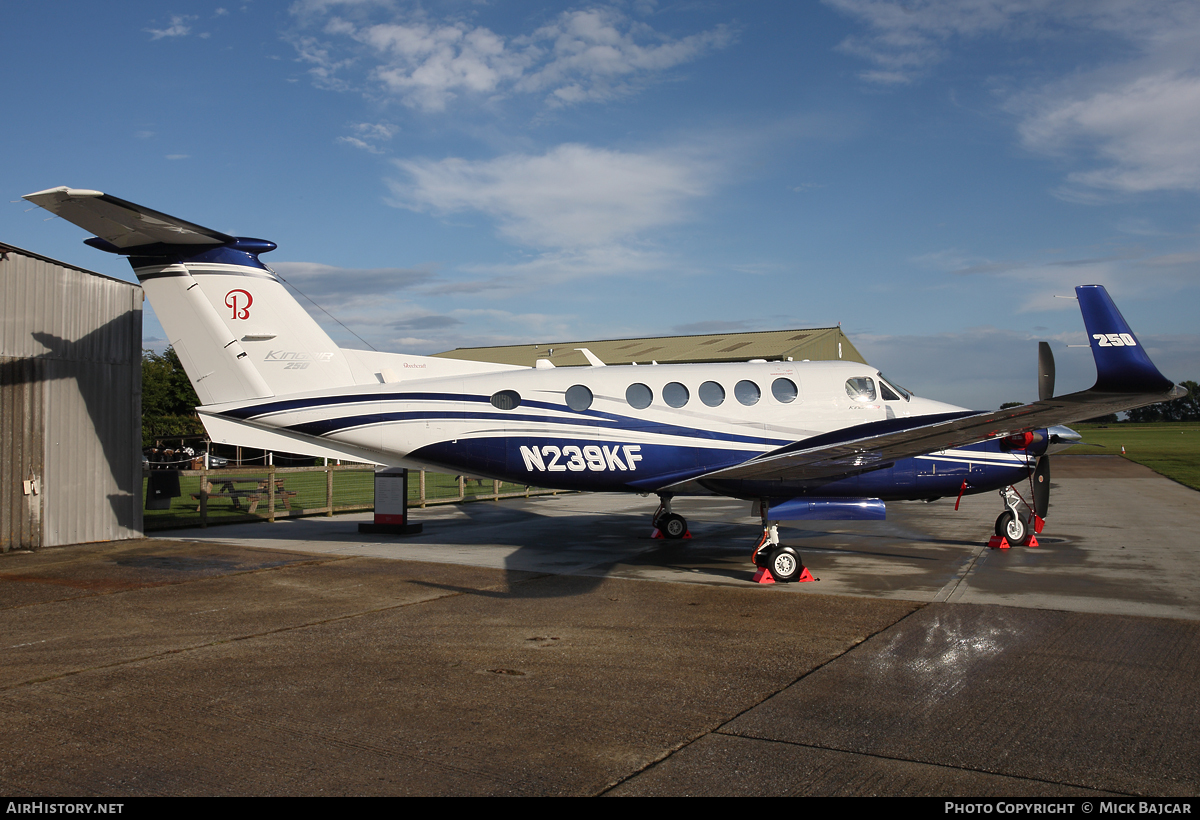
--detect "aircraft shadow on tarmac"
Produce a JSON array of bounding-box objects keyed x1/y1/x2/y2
[{"x1": 391, "y1": 494, "x2": 1007, "y2": 598}]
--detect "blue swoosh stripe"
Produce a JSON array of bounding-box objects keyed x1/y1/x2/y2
[
  {"x1": 285, "y1": 409, "x2": 792, "y2": 446},
  {"x1": 221, "y1": 391, "x2": 794, "y2": 447}
]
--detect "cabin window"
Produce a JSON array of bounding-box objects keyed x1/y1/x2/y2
[
  {"x1": 699, "y1": 381, "x2": 725, "y2": 407},
  {"x1": 845, "y1": 378, "x2": 876, "y2": 403},
  {"x1": 663, "y1": 382, "x2": 690, "y2": 408},
  {"x1": 565, "y1": 384, "x2": 593, "y2": 412},
  {"x1": 490, "y1": 390, "x2": 521, "y2": 410},
  {"x1": 735, "y1": 380, "x2": 760, "y2": 406},
  {"x1": 772, "y1": 378, "x2": 798, "y2": 403},
  {"x1": 626, "y1": 383, "x2": 653, "y2": 409}
]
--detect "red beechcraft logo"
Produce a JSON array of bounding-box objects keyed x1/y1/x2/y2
[{"x1": 225, "y1": 289, "x2": 253, "y2": 319}]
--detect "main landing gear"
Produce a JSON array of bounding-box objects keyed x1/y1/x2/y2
[
  {"x1": 648, "y1": 495, "x2": 813, "y2": 583},
  {"x1": 651, "y1": 495, "x2": 690, "y2": 540},
  {"x1": 749, "y1": 501, "x2": 812, "y2": 584}
]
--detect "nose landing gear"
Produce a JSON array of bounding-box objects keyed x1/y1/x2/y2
[{"x1": 990, "y1": 485, "x2": 1043, "y2": 548}]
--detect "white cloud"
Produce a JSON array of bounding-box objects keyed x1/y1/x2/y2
[
  {"x1": 513, "y1": 8, "x2": 733, "y2": 107},
  {"x1": 289, "y1": 4, "x2": 731, "y2": 111},
  {"x1": 146, "y1": 14, "x2": 197, "y2": 40},
  {"x1": 1018, "y1": 71, "x2": 1200, "y2": 196},
  {"x1": 389, "y1": 143, "x2": 712, "y2": 250},
  {"x1": 828, "y1": 1, "x2": 1200, "y2": 197},
  {"x1": 336, "y1": 121, "x2": 399, "y2": 153},
  {"x1": 825, "y1": 0, "x2": 1041, "y2": 84}
]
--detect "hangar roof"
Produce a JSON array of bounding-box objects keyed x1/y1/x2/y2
[{"x1": 432, "y1": 326, "x2": 867, "y2": 368}]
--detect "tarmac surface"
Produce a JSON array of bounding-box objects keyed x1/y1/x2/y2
[{"x1": 2, "y1": 455, "x2": 1199, "y2": 796}]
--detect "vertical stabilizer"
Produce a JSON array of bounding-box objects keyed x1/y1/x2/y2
[{"x1": 24, "y1": 187, "x2": 360, "y2": 403}]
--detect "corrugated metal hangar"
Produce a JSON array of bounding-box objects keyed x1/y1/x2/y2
[
  {"x1": 433, "y1": 326, "x2": 867, "y2": 369},
  {"x1": 1, "y1": 241, "x2": 143, "y2": 551}
]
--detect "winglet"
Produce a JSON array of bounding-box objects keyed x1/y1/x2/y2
[{"x1": 1076, "y1": 285, "x2": 1175, "y2": 394}]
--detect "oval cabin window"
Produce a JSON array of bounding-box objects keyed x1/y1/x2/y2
[
  {"x1": 490, "y1": 390, "x2": 521, "y2": 410},
  {"x1": 663, "y1": 382, "x2": 690, "y2": 408},
  {"x1": 626, "y1": 383, "x2": 653, "y2": 409},
  {"x1": 699, "y1": 381, "x2": 725, "y2": 407},
  {"x1": 565, "y1": 384, "x2": 593, "y2": 411},
  {"x1": 772, "y1": 378, "x2": 798, "y2": 403},
  {"x1": 735, "y1": 380, "x2": 760, "y2": 406}
]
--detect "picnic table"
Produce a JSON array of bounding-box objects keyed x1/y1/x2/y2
[{"x1": 192, "y1": 476, "x2": 297, "y2": 514}]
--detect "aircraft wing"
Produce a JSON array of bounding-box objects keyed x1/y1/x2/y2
[
  {"x1": 679, "y1": 285, "x2": 1186, "y2": 485},
  {"x1": 23, "y1": 186, "x2": 233, "y2": 249}
]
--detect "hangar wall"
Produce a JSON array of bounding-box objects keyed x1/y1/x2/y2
[{"x1": 1, "y1": 242, "x2": 143, "y2": 550}]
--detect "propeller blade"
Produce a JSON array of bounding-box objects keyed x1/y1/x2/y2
[
  {"x1": 1038, "y1": 341, "x2": 1056, "y2": 401},
  {"x1": 1033, "y1": 456, "x2": 1050, "y2": 519}
]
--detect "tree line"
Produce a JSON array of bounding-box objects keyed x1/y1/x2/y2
[{"x1": 142, "y1": 348, "x2": 203, "y2": 447}]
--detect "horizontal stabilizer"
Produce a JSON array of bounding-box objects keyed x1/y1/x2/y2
[{"x1": 23, "y1": 186, "x2": 233, "y2": 249}]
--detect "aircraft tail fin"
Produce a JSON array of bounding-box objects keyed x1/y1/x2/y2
[
  {"x1": 24, "y1": 187, "x2": 360, "y2": 405},
  {"x1": 1075, "y1": 285, "x2": 1177, "y2": 395}
]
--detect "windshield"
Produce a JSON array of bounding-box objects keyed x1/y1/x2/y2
[{"x1": 877, "y1": 372, "x2": 911, "y2": 401}]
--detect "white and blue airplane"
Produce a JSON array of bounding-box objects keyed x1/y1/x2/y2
[{"x1": 26, "y1": 186, "x2": 1186, "y2": 582}]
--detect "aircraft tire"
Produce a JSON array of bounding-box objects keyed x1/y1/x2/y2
[
  {"x1": 660, "y1": 513, "x2": 687, "y2": 539},
  {"x1": 996, "y1": 511, "x2": 1028, "y2": 544},
  {"x1": 768, "y1": 546, "x2": 801, "y2": 582}
]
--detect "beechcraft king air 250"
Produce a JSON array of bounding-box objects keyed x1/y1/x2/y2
[{"x1": 25, "y1": 186, "x2": 1188, "y2": 582}]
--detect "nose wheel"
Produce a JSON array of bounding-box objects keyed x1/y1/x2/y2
[
  {"x1": 995, "y1": 509, "x2": 1030, "y2": 544},
  {"x1": 989, "y1": 485, "x2": 1042, "y2": 548}
]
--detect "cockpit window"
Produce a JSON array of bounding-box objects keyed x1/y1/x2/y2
[
  {"x1": 845, "y1": 378, "x2": 876, "y2": 403},
  {"x1": 877, "y1": 373, "x2": 911, "y2": 401}
]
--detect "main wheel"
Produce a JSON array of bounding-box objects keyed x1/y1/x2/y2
[
  {"x1": 768, "y1": 546, "x2": 801, "y2": 582},
  {"x1": 995, "y1": 511, "x2": 1028, "y2": 543},
  {"x1": 659, "y1": 513, "x2": 687, "y2": 539}
]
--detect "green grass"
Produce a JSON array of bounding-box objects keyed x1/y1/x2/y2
[
  {"x1": 1067, "y1": 423, "x2": 1200, "y2": 492},
  {"x1": 143, "y1": 468, "x2": 556, "y2": 529}
]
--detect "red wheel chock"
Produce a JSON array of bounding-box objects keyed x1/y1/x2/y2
[
  {"x1": 651, "y1": 528, "x2": 692, "y2": 539},
  {"x1": 751, "y1": 566, "x2": 816, "y2": 584},
  {"x1": 988, "y1": 536, "x2": 1011, "y2": 549}
]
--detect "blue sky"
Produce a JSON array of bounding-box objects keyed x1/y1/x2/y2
[{"x1": 3, "y1": 0, "x2": 1198, "y2": 409}]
